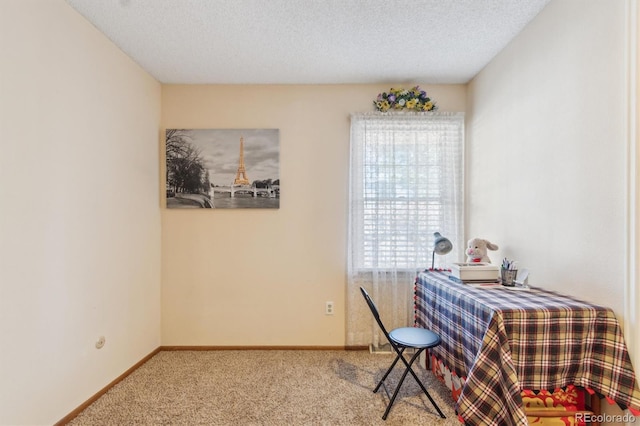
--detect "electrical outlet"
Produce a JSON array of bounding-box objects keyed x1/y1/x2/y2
[
  {"x1": 325, "y1": 301, "x2": 334, "y2": 315},
  {"x1": 95, "y1": 336, "x2": 106, "y2": 349}
]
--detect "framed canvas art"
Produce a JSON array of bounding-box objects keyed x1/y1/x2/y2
[{"x1": 165, "y1": 128, "x2": 280, "y2": 209}]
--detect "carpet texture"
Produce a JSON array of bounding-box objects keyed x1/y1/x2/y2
[{"x1": 67, "y1": 350, "x2": 461, "y2": 425}]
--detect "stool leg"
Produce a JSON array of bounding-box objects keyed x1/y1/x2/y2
[
  {"x1": 399, "y1": 349, "x2": 446, "y2": 419},
  {"x1": 374, "y1": 347, "x2": 404, "y2": 393},
  {"x1": 382, "y1": 349, "x2": 446, "y2": 420},
  {"x1": 382, "y1": 351, "x2": 417, "y2": 420}
]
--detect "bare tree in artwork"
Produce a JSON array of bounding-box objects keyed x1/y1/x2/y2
[{"x1": 165, "y1": 130, "x2": 213, "y2": 207}]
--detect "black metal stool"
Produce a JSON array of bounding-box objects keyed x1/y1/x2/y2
[{"x1": 360, "y1": 287, "x2": 446, "y2": 420}]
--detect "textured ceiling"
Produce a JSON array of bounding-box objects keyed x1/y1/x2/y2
[{"x1": 65, "y1": 0, "x2": 551, "y2": 84}]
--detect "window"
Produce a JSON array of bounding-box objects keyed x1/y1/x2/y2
[{"x1": 348, "y1": 112, "x2": 465, "y2": 271}]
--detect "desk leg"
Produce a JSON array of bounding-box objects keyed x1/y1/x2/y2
[{"x1": 422, "y1": 349, "x2": 430, "y2": 370}]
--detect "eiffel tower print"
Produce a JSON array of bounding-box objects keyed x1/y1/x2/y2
[
  {"x1": 233, "y1": 136, "x2": 250, "y2": 185},
  {"x1": 165, "y1": 128, "x2": 279, "y2": 209}
]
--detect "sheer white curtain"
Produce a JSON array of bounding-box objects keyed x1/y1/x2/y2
[{"x1": 347, "y1": 112, "x2": 464, "y2": 349}]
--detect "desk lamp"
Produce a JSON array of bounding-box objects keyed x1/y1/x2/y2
[{"x1": 431, "y1": 232, "x2": 452, "y2": 269}]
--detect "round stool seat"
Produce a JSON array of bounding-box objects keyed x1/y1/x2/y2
[{"x1": 389, "y1": 327, "x2": 441, "y2": 348}]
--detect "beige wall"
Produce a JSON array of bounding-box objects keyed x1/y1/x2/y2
[
  {"x1": 635, "y1": 0, "x2": 640, "y2": 369},
  {"x1": 160, "y1": 84, "x2": 466, "y2": 345},
  {"x1": 0, "y1": 1, "x2": 162, "y2": 424},
  {"x1": 467, "y1": 0, "x2": 630, "y2": 315}
]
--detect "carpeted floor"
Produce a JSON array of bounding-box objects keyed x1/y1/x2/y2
[{"x1": 67, "y1": 350, "x2": 461, "y2": 426}]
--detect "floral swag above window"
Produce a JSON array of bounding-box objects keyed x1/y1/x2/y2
[{"x1": 373, "y1": 86, "x2": 438, "y2": 112}]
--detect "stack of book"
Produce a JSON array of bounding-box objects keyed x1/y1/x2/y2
[{"x1": 449, "y1": 263, "x2": 501, "y2": 287}]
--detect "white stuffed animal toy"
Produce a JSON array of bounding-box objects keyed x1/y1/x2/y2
[{"x1": 466, "y1": 238, "x2": 499, "y2": 263}]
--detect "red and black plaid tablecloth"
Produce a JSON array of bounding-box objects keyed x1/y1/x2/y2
[{"x1": 415, "y1": 270, "x2": 640, "y2": 426}]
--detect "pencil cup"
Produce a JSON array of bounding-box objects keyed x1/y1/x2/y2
[{"x1": 501, "y1": 269, "x2": 517, "y2": 287}]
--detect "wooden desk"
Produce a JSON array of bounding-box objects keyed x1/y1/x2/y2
[{"x1": 415, "y1": 270, "x2": 640, "y2": 425}]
